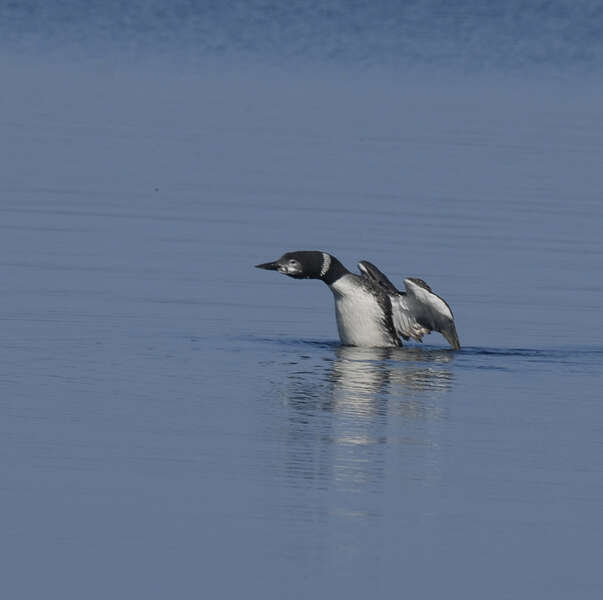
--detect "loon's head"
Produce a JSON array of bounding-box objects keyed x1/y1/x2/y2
[{"x1": 255, "y1": 251, "x2": 331, "y2": 280}]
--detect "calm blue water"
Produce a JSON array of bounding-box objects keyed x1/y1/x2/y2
[
  {"x1": 1, "y1": 3, "x2": 603, "y2": 598},
  {"x1": 3, "y1": 0, "x2": 603, "y2": 72}
]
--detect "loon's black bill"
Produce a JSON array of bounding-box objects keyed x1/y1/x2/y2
[{"x1": 255, "y1": 261, "x2": 279, "y2": 270}]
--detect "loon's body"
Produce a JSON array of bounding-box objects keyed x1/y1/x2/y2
[
  {"x1": 255, "y1": 251, "x2": 460, "y2": 350},
  {"x1": 330, "y1": 272, "x2": 399, "y2": 347}
]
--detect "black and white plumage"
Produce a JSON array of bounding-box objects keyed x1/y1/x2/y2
[{"x1": 255, "y1": 251, "x2": 461, "y2": 350}]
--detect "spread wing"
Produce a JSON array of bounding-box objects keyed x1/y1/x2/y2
[{"x1": 358, "y1": 261, "x2": 461, "y2": 350}]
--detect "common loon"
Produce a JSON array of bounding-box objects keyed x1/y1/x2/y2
[{"x1": 255, "y1": 251, "x2": 461, "y2": 350}]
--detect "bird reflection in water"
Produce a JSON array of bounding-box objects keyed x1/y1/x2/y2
[
  {"x1": 279, "y1": 344, "x2": 455, "y2": 499},
  {"x1": 328, "y1": 345, "x2": 454, "y2": 418},
  {"x1": 282, "y1": 346, "x2": 454, "y2": 418}
]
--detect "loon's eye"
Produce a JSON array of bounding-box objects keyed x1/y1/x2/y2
[{"x1": 289, "y1": 259, "x2": 297, "y2": 265}]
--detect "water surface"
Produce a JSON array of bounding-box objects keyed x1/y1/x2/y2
[{"x1": 1, "y1": 4, "x2": 603, "y2": 598}]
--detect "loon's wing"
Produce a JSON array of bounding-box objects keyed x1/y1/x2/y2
[
  {"x1": 358, "y1": 261, "x2": 428, "y2": 343},
  {"x1": 358, "y1": 261, "x2": 461, "y2": 349},
  {"x1": 402, "y1": 278, "x2": 461, "y2": 350},
  {"x1": 357, "y1": 260, "x2": 398, "y2": 294}
]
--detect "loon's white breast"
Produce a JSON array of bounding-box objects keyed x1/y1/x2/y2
[{"x1": 330, "y1": 275, "x2": 394, "y2": 347}]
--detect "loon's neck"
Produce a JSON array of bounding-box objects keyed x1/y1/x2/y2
[{"x1": 321, "y1": 254, "x2": 349, "y2": 286}]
